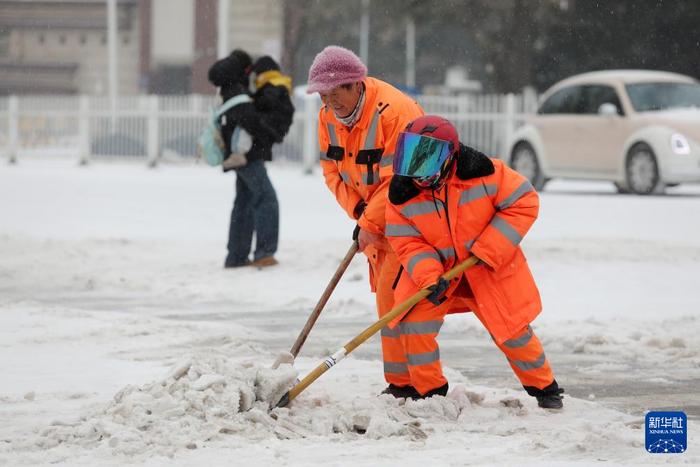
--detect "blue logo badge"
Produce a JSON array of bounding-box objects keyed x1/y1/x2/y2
[{"x1": 646, "y1": 411, "x2": 687, "y2": 454}]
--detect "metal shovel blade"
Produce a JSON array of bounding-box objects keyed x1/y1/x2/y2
[{"x1": 271, "y1": 351, "x2": 295, "y2": 369}]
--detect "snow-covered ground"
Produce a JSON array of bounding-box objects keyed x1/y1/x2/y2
[{"x1": 1, "y1": 158, "x2": 699, "y2": 466}]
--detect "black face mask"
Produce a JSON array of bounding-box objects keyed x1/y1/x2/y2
[{"x1": 413, "y1": 156, "x2": 455, "y2": 190}]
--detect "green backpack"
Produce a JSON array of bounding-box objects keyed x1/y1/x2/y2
[{"x1": 198, "y1": 94, "x2": 252, "y2": 166}]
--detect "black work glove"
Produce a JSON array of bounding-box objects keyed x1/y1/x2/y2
[
  {"x1": 353, "y1": 200, "x2": 366, "y2": 219},
  {"x1": 352, "y1": 224, "x2": 361, "y2": 241},
  {"x1": 426, "y1": 277, "x2": 449, "y2": 306}
]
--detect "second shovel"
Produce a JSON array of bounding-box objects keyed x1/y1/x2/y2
[{"x1": 271, "y1": 241, "x2": 359, "y2": 368}]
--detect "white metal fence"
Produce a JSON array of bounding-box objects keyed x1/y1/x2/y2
[{"x1": 0, "y1": 91, "x2": 536, "y2": 171}]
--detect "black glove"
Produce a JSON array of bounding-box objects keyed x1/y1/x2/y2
[
  {"x1": 353, "y1": 201, "x2": 366, "y2": 219},
  {"x1": 352, "y1": 224, "x2": 361, "y2": 241},
  {"x1": 426, "y1": 277, "x2": 449, "y2": 306}
]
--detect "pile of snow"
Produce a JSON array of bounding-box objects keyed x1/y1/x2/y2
[
  {"x1": 26, "y1": 354, "x2": 487, "y2": 457},
  {"x1": 22, "y1": 354, "x2": 561, "y2": 459},
  {"x1": 31, "y1": 356, "x2": 298, "y2": 457}
]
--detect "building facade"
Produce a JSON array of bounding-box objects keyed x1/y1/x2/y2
[
  {"x1": 0, "y1": 0, "x2": 284, "y2": 96},
  {"x1": 0, "y1": 0, "x2": 141, "y2": 95}
]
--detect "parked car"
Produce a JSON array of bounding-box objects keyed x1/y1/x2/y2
[{"x1": 507, "y1": 70, "x2": 700, "y2": 194}]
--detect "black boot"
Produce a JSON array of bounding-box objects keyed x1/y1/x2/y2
[
  {"x1": 416, "y1": 382, "x2": 449, "y2": 399},
  {"x1": 524, "y1": 380, "x2": 564, "y2": 409},
  {"x1": 380, "y1": 384, "x2": 421, "y2": 399}
]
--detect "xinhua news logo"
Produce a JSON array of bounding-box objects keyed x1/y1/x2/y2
[{"x1": 645, "y1": 411, "x2": 687, "y2": 454}]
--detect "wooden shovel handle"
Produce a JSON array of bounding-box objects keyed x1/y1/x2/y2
[{"x1": 288, "y1": 242, "x2": 359, "y2": 358}]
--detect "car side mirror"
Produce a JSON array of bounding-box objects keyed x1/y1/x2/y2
[{"x1": 598, "y1": 103, "x2": 619, "y2": 116}]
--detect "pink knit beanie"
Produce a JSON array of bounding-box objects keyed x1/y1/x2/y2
[{"x1": 306, "y1": 46, "x2": 368, "y2": 94}]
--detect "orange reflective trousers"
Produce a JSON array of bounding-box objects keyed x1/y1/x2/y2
[
  {"x1": 380, "y1": 290, "x2": 555, "y2": 395},
  {"x1": 366, "y1": 242, "x2": 402, "y2": 366}
]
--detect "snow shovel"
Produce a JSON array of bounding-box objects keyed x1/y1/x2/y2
[
  {"x1": 275, "y1": 255, "x2": 480, "y2": 408},
  {"x1": 271, "y1": 241, "x2": 359, "y2": 369}
]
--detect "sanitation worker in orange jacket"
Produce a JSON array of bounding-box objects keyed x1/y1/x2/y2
[
  {"x1": 306, "y1": 46, "x2": 424, "y2": 394},
  {"x1": 383, "y1": 115, "x2": 564, "y2": 409}
]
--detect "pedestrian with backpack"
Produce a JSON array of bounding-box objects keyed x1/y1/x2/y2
[{"x1": 207, "y1": 49, "x2": 283, "y2": 269}]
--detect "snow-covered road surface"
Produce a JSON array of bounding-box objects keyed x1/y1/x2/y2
[{"x1": 1, "y1": 160, "x2": 698, "y2": 465}]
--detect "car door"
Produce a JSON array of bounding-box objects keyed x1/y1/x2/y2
[
  {"x1": 535, "y1": 85, "x2": 586, "y2": 173},
  {"x1": 574, "y1": 85, "x2": 630, "y2": 175}
]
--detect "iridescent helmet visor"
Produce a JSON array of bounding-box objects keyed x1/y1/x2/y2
[{"x1": 393, "y1": 132, "x2": 452, "y2": 178}]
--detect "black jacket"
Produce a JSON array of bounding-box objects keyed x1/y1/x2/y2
[
  {"x1": 253, "y1": 83, "x2": 295, "y2": 144},
  {"x1": 217, "y1": 84, "x2": 280, "y2": 169}
]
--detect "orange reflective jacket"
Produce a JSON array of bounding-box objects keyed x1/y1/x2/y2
[
  {"x1": 318, "y1": 77, "x2": 424, "y2": 234},
  {"x1": 385, "y1": 146, "x2": 542, "y2": 343}
]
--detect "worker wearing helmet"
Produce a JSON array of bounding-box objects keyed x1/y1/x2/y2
[{"x1": 384, "y1": 114, "x2": 564, "y2": 409}]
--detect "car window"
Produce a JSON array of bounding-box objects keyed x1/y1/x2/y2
[
  {"x1": 625, "y1": 82, "x2": 700, "y2": 112},
  {"x1": 580, "y1": 85, "x2": 624, "y2": 115},
  {"x1": 538, "y1": 85, "x2": 584, "y2": 114}
]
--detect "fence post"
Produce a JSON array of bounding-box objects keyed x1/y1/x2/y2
[
  {"x1": 501, "y1": 93, "x2": 516, "y2": 159},
  {"x1": 147, "y1": 94, "x2": 160, "y2": 167},
  {"x1": 522, "y1": 86, "x2": 538, "y2": 114},
  {"x1": 191, "y1": 94, "x2": 201, "y2": 164},
  {"x1": 8, "y1": 95, "x2": 19, "y2": 164},
  {"x1": 78, "y1": 95, "x2": 90, "y2": 165},
  {"x1": 191, "y1": 94, "x2": 202, "y2": 114},
  {"x1": 302, "y1": 93, "x2": 318, "y2": 174}
]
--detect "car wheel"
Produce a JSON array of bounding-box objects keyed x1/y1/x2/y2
[
  {"x1": 625, "y1": 143, "x2": 664, "y2": 195},
  {"x1": 511, "y1": 142, "x2": 546, "y2": 191}
]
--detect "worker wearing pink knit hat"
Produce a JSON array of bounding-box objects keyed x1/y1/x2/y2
[{"x1": 307, "y1": 45, "x2": 426, "y2": 398}]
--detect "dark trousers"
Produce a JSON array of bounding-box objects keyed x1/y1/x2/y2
[{"x1": 226, "y1": 159, "x2": 279, "y2": 266}]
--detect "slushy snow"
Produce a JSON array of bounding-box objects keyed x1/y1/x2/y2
[
  {"x1": 28, "y1": 356, "x2": 298, "y2": 456},
  {"x1": 1, "y1": 160, "x2": 699, "y2": 466},
  {"x1": 15, "y1": 354, "x2": 644, "y2": 462}
]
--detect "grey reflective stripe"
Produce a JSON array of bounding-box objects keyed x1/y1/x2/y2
[
  {"x1": 401, "y1": 201, "x2": 443, "y2": 218},
  {"x1": 509, "y1": 352, "x2": 546, "y2": 371},
  {"x1": 363, "y1": 170, "x2": 380, "y2": 185},
  {"x1": 380, "y1": 153, "x2": 394, "y2": 168},
  {"x1": 503, "y1": 326, "x2": 533, "y2": 348},
  {"x1": 340, "y1": 171, "x2": 351, "y2": 185},
  {"x1": 327, "y1": 122, "x2": 339, "y2": 146},
  {"x1": 407, "y1": 250, "x2": 441, "y2": 275},
  {"x1": 465, "y1": 239, "x2": 475, "y2": 251},
  {"x1": 491, "y1": 216, "x2": 522, "y2": 246},
  {"x1": 381, "y1": 326, "x2": 400, "y2": 338},
  {"x1": 364, "y1": 111, "x2": 380, "y2": 149},
  {"x1": 459, "y1": 184, "x2": 497, "y2": 205},
  {"x1": 407, "y1": 348, "x2": 440, "y2": 366},
  {"x1": 496, "y1": 180, "x2": 534, "y2": 210},
  {"x1": 320, "y1": 150, "x2": 333, "y2": 161},
  {"x1": 437, "y1": 246, "x2": 456, "y2": 261},
  {"x1": 400, "y1": 320, "x2": 443, "y2": 335},
  {"x1": 384, "y1": 361, "x2": 408, "y2": 374},
  {"x1": 385, "y1": 224, "x2": 421, "y2": 237},
  {"x1": 382, "y1": 321, "x2": 443, "y2": 337}
]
